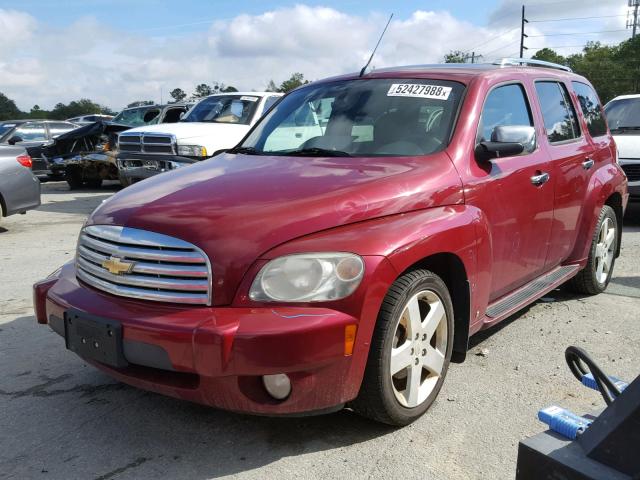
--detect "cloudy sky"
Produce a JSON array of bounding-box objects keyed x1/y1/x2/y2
[{"x1": 0, "y1": 0, "x2": 633, "y2": 111}]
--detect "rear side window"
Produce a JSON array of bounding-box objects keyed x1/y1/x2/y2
[
  {"x1": 572, "y1": 82, "x2": 607, "y2": 137},
  {"x1": 535, "y1": 81, "x2": 581, "y2": 143},
  {"x1": 477, "y1": 83, "x2": 533, "y2": 144}
]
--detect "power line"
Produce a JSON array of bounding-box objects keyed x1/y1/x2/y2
[
  {"x1": 528, "y1": 14, "x2": 628, "y2": 23},
  {"x1": 462, "y1": 26, "x2": 520, "y2": 55},
  {"x1": 528, "y1": 29, "x2": 629, "y2": 37},
  {"x1": 482, "y1": 39, "x2": 521, "y2": 58}
]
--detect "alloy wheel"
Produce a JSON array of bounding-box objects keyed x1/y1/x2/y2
[
  {"x1": 389, "y1": 289, "x2": 448, "y2": 408},
  {"x1": 594, "y1": 217, "x2": 616, "y2": 284}
]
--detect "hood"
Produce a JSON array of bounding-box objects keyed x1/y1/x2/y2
[
  {"x1": 89, "y1": 152, "x2": 463, "y2": 305},
  {"x1": 123, "y1": 122, "x2": 250, "y2": 142},
  {"x1": 612, "y1": 134, "x2": 640, "y2": 160}
]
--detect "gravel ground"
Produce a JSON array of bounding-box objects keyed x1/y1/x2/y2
[{"x1": 1, "y1": 181, "x2": 639, "y2": 480}]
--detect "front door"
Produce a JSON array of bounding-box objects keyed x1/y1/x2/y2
[{"x1": 463, "y1": 82, "x2": 554, "y2": 301}]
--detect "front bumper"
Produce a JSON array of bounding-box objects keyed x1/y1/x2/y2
[
  {"x1": 117, "y1": 154, "x2": 200, "y2": 182},
  {"x1": 34, "y1": 262, "x2": 367, "y2": 415},
  {"x1": 620, "y1": 160, "x2": 640, "y2": 200}
]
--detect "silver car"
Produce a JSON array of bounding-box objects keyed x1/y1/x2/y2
[{"x1": 0, "y1": 146, "x2": 41, "y2": 222}]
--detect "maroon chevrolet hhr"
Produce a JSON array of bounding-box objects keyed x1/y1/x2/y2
[{"x1": 34, "y1": 60, "x2": 628, "y2": 426}]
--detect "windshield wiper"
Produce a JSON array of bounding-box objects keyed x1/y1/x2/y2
[
  {"x1": 228, "y1": 146, "x2": 262, "y2": 155},
  {"x1": 284, "y1": 147, "x2": 352, "y2": 157}
]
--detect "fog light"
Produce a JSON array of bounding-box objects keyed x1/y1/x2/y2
[{"x1": 262, "y1": 373, "x2": 291, "y2": 400}]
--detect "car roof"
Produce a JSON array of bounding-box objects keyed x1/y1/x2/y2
[
  {"x1": 608, "y1": 94, "x2": 640, "y2": 102},
  {"x1": 315, "y1": 62, "x2": 588, "y2": 86},
  {"x1": 0, "y1": 119, "x2": 74, "y2": 125}
]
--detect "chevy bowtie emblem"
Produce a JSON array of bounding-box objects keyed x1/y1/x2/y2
[{"x1": 102, "y1": 256, "x2": 135, "y2": 275}]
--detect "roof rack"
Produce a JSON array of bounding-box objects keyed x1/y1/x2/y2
[{"x1": 494, "y1": 58, "x2": 572, "y2": 72}]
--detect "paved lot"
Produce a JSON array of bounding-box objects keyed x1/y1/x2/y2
[{"x1": 1, "y1": 181, "x2": 639, "y2": 480}]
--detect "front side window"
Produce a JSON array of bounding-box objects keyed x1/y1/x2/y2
[
  {"x1": 535, "y1": 81, "x2": 581, "y2": 143},
  {"x1": 477, "y1": 83, "x2": 534, "y2": 149},
  {"x1": 605, "y1": 97, "x2": 640, "y2": 132},
  {"x1": 182, "y1": 95, "x2": 260, "y2": 125},
  {"x1": 14, "y1": 123, "x2": 47, "y2": 142},
  {"x1": 572, "y1": 82, "x2": 607, "y2": 137},
  {"x1": 239, "y1": 79, "x2": 465, "y2": 157}
]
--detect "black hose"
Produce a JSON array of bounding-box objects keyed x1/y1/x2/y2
[{"x1": 565, "y1": 346, "x2": 622, "y2": 406}]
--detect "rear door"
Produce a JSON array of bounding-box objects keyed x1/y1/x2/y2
[{"x1": 533, "y1": 80, "x2": 595, "y2": 268}]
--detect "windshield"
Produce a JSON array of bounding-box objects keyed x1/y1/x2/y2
[
  {"x1": 181, "y1": 95, "x2": 260, "y2": 124},
  {"x1": 605, "y1": 98, "x2": 640, "y2": 130},
  {"x1": 238, "y1": 79, "x2": 465, "y2": 157},
  {"x1": 112, "y1": 106, "x2": 160, "y2": 127}
]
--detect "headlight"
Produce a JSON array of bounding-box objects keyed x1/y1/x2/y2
[
  {"x1": 249, "y1": 253, "x2": 364, "y2": 302},
  {"x1": 177, "y1": 145, "x2": 208, "y2": 157}
]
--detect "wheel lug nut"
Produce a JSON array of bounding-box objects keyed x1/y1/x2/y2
[
  {"x1": 414, "y1": 358, "x2": 419, "y2": 365},
  {"x1": 422, "y1": 334, "x2": 427, "y2": 341},
  {"x1": 422, "y1": 349, "x2": 427, "y2": 356},
  {"x1": 410, "y1": 348, "x2": 414, "y2": 355},
  {"x1": 415, "y1": 333, "x2": 419, "y2": 340}
]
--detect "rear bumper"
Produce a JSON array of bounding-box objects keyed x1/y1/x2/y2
[{"x1": 34, "y1": 262, "x2": 368, "y2": 415}]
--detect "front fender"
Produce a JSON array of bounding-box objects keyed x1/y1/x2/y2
[
  {"x1": 233, "y1": 205, "x2": 491, "y2": 397},
  {"x1": 567, "y1": 163, "x2": 628, "y2": 264}
]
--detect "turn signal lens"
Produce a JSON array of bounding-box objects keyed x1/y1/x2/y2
[
  {"x1": 17, "y1": 154, "x2": 32, "y2": 168},
  {"x1": 345, "y1": 324, "x2": 357, "y2": 356}
]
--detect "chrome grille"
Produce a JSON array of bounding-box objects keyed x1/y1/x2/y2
[
  {"x1": 76, "y1": 225, "x2": 211, "y2": 305},
  {"x1": 118, "y1": 132, "x2": 176, "y2": 155}
]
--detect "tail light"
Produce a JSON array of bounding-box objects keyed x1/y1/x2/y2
[{"x1": 17, "y1": 154, "x2": 32, "y2": 168}]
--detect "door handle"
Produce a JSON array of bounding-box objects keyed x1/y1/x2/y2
[
  {"x1": 582, "y1": 158, "x2": 595, "y2": 170},
  {"x1": 530, "y1": 172, "x2": 550, "y2": 186}
]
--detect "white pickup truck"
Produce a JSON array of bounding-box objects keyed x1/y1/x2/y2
[{"x1": 116, "y1": 92, "x2": 282, "y2": 186}]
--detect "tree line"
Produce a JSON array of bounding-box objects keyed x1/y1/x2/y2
[
  {"x1": 0, "y1": 72, "x2": 311, "y2": 121},
  {"x1": 444, "y1": 35, "x2": 640, "y2": 104}
]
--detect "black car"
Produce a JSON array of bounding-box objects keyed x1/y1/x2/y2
[{"x1": 0, "y1": 120, "x2": 79, "y2": 180}]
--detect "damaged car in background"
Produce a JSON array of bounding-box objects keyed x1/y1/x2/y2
[
  {"x1": 41, "y1": 121, "x2": 129, "y2": 189},
  {"x1": 42, "y1": 103, "x2": 193, "y2": 190}
]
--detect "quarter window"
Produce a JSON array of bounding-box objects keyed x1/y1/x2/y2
[
  {"x1": 477, "y1": 83, "x2": 534, "y2": 152},
  {"x1": 572, "y1": 82, "x2": 607, "y2": 137},
  {"x1": 535, "y1": 81, "x2": 581, "y2": 143}
]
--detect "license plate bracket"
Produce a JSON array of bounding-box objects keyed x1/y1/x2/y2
[{"x1": 64, "y1": 309, "x2": 128, "y2": 368}]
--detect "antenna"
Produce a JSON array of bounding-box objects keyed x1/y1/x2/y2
[{"x1": 359, "y1": 13, "x2": 393, "y2": 77}]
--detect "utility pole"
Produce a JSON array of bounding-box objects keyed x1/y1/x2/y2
[
  {"x1": 628, "y1": 0, "x2": 639, "y2": 38},
  {"x1": 520, "y1": 5, "x2": 529, "y2": 57},
  {"x1": 471, "y1": 52, "x2": 476, "y2": 64}
]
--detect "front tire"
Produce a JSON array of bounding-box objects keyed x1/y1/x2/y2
[
  {"x1": 568, "y1": 205, "x2": 618, "y2": 295},
  {"x1": 352, "y1": 269, "x2": 454, "y2": 426}
]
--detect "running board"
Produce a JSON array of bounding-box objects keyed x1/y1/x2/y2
[{"x1": 485, "y1": 265, "x2": 580, "y2": 320}]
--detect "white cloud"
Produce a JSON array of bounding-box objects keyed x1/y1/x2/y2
[{"x1": 0, "y1": 3, "x2": 632, "y2": 112}]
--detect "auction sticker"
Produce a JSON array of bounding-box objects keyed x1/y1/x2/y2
[
  {"x1": 387, "y1": 84, "x2": 451, "y2": 100},
  {"x1": 240, "y1": 96, "x2": 259, "y2": 102}
]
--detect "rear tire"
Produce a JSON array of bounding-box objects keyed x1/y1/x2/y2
[
  {"x1": 568, "y1": 205, "x2": 618, "y2": 295},
  {"x1": 66, "y1": 169, "x2": 83, "y2": 190},
  {"x1": 86, "y1": 178, "x2": 103, "y2": 189},
  {"x1": 351, "y1": 269, "x2": 454, "y2": 426}
]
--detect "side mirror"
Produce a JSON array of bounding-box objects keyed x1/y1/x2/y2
[
  {"x1": 7, "y1": 135, "x2": 23, "y2": 145},
  {"x1": 475, "y1": 125, "x2": 535, "y2": 161},
  {"x1": 179, "y1": 112, "x2": 185, "y2": 120}
]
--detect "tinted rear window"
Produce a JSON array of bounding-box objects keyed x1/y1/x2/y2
[
  {"x1": 572, "y1": 82, "x2": 607, "y2": 137},
  {"x1": 535, "y1": 81, "x2": 581, "y2": 143}
]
